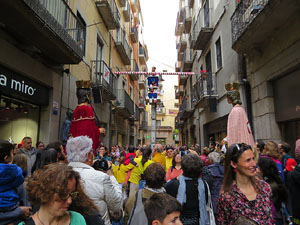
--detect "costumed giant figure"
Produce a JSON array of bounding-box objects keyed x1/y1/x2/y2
[
  {"x1": 226, "y1": 82, "x2": 255, "y2": 146},
  {"x1": 68, "y1": 80, "x2": 105, "y2": 151}
]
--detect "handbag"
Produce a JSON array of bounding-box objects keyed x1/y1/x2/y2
[{"x1": 205, "y1": 182, "x2": 216, "y2": 225}]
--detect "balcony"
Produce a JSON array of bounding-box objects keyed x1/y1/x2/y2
[
  {"x1": 135, "y1": 104, "x2": 140, "y2": 121},
  {"x1": 95, "y1": 0, "x2": 120, "y2": 30},
  {"x1": 179, "y1": 74, "x2": 188, "y2": 85},
  {"x1": 192, "y1": 72, "x2": 218, "y2": 108},
  {"x1": 175, "y1": 21, "x2": 184, "y2": 36},
  {"x1": 183, "y1": 49, "x2": 193, "y2": 72},
  {"x1": 178, "y1": 34, "x2": 188, "y2": 52},
  {"x1": 140, "y1": 120, "x2": 148, "y2": 130},
  {"x1": 189, "y1": 0, "x2": 195, "y2": 8},
  {"x1": 118, "y1": 0, "x2": 126, "y2": 7},
  {"x1": 0, "y1": 0, "x2": 86, "y2": 64},
  {"x1": 175, "y1": 61, "x2": 182, "y2": 72},
  {"x1": 130, "y1": 26, "x2": 138, "y2": 43},
  {"x1": 139, "y1": 46, "x2": 147, "y2": 65},
  {"x1": 138, "y1": 97, "x2": 146, "y2": 112},
  {"x1": 114, "y1": 28, "x2": 131, "y2": 65},
  {"x1": 178, "y1": 4, "x2": 185, "y2": 23},
  {"x1": 122, "y1": 1, "x2": 130, "y2": 22},
  {"x1": 131, "y1": 59, "x2": 139, "y2": 81},
  {"x1": 231, "y1": 0, "x2": 296, "y2": 53},
  {"x1": 91, "y1": 60, "x2": 115, "y2": 101},
  {"x1": 113, "y1": 89, "x2": 134, "y2": 118},
  {"x1": 184, "y1": 7, "x2": 192, "y2": 34},
  {"x1": 138, "y1": 75, "x2": 146, "y2": 89},
  {"x1": 130, "y1": 0, "x2": 137, "y2": 13},
  {"x1": 191, "y1": 6, "x2": 213, "y2": 50}
]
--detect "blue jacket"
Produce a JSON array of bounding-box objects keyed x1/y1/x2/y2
[{"x1": 0, "y1": 163, "x2": 24, "y2": 208}]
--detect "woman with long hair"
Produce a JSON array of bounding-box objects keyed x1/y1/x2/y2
[
  {"x1": 257, "y1": 157, "x2": 288, "y2": 225},
  {"x1": 165, "y1": 152, "x2": 183, "y2": 182},
  {"x1": 216, "y1": 143, "x2": 273, "y2": 225},
  {"x1": 138, "y1": 146, "x2": 153, "y2": 189}
]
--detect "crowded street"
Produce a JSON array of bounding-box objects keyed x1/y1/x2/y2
[{"x1": 0, "y1": 0, "x2": 300, "y2": 224}]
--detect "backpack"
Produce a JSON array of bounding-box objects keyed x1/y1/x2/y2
[{"x1": 127, "y1": 189, "x2": 148, "y2": 225}]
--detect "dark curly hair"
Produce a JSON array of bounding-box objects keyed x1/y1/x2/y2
[
  {"x1": 181, "y1": 154, "x2": 204, "y2": 179},
  {"x1": 26, "y1": 163, "x2": 97, "y2": 214},
  {"x1": 144, "y1": 163, "x2": 166, "y2": 189}
]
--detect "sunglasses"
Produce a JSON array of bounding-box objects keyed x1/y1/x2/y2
[{"x1": 59, "y1": 191, "x2": 79, "y2": 201}]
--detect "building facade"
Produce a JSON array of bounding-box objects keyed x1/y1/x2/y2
[
  {"x1": 231, "y1": 0, "x2": 300, "y2": 154},
  {"x1": 175, "y1": 0, "x2": 245, "y2": 148},
  {"x1": 0, "y1": 0, "x2": 148, "y2": 148}
]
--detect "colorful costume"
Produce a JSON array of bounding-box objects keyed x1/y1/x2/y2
[
  {"x1": 69, "y1": 104, "x2": 100, "y2": 150},
  {"x1": 226, "y1": 82, "x2": 255, "y2": 146}
]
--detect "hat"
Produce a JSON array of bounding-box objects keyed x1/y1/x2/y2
[
  {"x1": 225, "y1": 82, "x2": 240, "y2": 91},
  {"x1": 286, "y1": 158, "x2": 297, "y2": 171},
  {"x1": 76, "y1": 80, "x2": 91, "y2": 89}
]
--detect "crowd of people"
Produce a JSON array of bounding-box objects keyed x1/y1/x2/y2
[{"x1": 0, "y1": 135, "x2": 300, "y2": 225}]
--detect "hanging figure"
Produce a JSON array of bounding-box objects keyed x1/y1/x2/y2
[
  {"x1": 68, "y1": 80, "x2": 105, "y2": 151},
  {"x1": 226, "y1": 82, "x2": 255, "y2": 146}
]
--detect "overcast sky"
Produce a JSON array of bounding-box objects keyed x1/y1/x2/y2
[{"x1": 140, "y1": 0, "x2": 179, "y2": 72}]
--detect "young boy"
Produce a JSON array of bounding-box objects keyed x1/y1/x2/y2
[{"x1": 144, "y1": 193, "x2": 182, "y2": 225}]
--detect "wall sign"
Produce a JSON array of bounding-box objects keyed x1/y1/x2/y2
[{"x1": 0, "y1": 65, "x2": 49, "y2": 105}]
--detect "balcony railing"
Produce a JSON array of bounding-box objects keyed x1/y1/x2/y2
[
  {"x1": 183, "y1": 48, "x2": 193, "y2": 72},
  {"x1": 91, "y1": 60, "x2": 115, "y2": 101},
  {"x1": 178, "y1": 98, "x2": 187, "y2": 119},
  {"x1": 130, "y1": 59, "x2": 139, "y2": 81},
  {"x1": 123, "y1": 1, "x2": 130, "y2": 22},
  {"x1": 179, "y1": 74, "x2": 188, "y2": 85},
  {"x1": 184, "y1": 6, "x2": 192, "y2": 33},
  {"x1": 130, "y1": 26, "x2": 138, "y2": 43},
  {"x1": 115, "y1": 28, "x2": 131, "y2": 65},
  {"x1": 113, "y1": 89, "x2": 134, "y2": 118},
  {"x1": 139, "y1": 46, "x2": 147, "y2": 65},
  {"x1": 135, "y1": 104, "x2": 140, "y2": 121},
  {"x1": 192, "y1": 72, "x2": 218, "y2": 108},
  {"x1": 138, "y1": 75, "x2": 146, "y2": 89},
  {"x1": 1, "y1": 0, "x2": 86, "y2": 64},
  {"x1": 95, "y1": 0, "x2": 120, "y2": 30},
  {"x1": 178, "y1": 34, "x2": 188, "y2": 53},
  {"x1": 191, "y1": 6, "x2": 213, "y2": 50},
  {"x1": 138, "y1": 97, "x2": 146, "y2": 112}
]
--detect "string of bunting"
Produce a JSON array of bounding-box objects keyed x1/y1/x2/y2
[{"x1": 113, "y1": 71, "x2": 195, "y2": 75}]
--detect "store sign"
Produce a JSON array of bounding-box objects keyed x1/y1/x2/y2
[
  {"x1": 274, "y1": 69, "x2": 300, "y2": 122},
  {"x1": 0, "y1": 65, "x2": 49, "y2": 105}
]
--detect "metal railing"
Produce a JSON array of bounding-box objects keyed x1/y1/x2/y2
[
  {"x1": 131, "y1": 26, "x2": 138, "y2": 39},
  {"x1": 96, "y1": 0, "x2": 120, "y2": 26},
  {"x1": 91, "y1": 60, "x2": 114, "y2": 94},
  {"x1": 114, "y1": 89, "x2": 134, "y2": 115},
  {"x1": 178, "y1": 98, "x2": 187, "y2": 118},
  {"x1": 191, "y1": 6, "x2": 212, "y2": 44},
  {"x1": 192, "y1": 72, "x2": 218, "y2": 106},
  {"x1": 139, "y1": 46, "x2": 146, "y2": 58},
  {"x1": 231, "y1": 0, "x2": 269, "y2": 44},
  {"x1": 24, "y1": 0, "x2": 85, "y2": 57},
  {"x1": 183, "y1": 48, "x2": 193, "y2": 62},
  {"x1": 116, "y1": 28, "x2": 131, "y2": 59},
  {"x1": 135, "y1": 104, "x2": 140, "y2": 121}
]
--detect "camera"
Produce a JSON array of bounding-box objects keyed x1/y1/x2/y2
[{"x1": 93, "y1": 158, "x2": 109, "y2": 172}]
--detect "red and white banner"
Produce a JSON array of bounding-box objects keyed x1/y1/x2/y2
[{"x1": 113, "y1": 71, "x2": 195, "y2": 75}]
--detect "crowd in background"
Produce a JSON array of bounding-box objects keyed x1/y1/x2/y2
[{"x1": 1, "y1": 135, "x2": 300, "y2": 225}]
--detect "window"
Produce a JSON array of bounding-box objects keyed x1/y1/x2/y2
[
  {"x1": 76, "y1": 12, "x2": 86, "y2": 56},
  {"x1": 215, "y1": 37, "x2": 222, "y2": 69}
]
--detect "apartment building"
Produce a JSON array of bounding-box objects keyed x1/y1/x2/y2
[
  {"x1": 175, "y1": 0, "x2": 244, "y2": 147},
  {"x1": 0, "y1": 0, "x2": 148, "y2": 147},
  {"x1": 231, "y1": 0, "x2": 300, "y2": 153}
]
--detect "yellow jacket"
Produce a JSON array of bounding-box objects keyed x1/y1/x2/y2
[
  {"x1": 165, "y1": 156, "x2": 173, "y2": 172},
  {"x1": 112, "y1": 163, "x2": 134, "y2": 184},
  {"x1": 128, "y1": 156, "x2": 142, "y2": 185},
  {"x1": 138, "y1": 159, "x2": 154, "y2": 175},
  {"x1": 152, "y1": 152, "x2": 166, "y2": 170}
]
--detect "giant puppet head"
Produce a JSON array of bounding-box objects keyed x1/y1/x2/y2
[
  {"x1": 225, "y1": 82, "x2": 242, "y2": 106},
  {"x1": 76, "y1": 80, "x2": 92, "y2": 104}
]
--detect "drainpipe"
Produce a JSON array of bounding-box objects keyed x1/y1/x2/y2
[{"x1": 238, "y1": 54, "x2": 254, "y2": 136}]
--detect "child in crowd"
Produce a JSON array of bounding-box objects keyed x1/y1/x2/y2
[
  {"x1": 144, "y1": 193, "x2": 182, "y2": 225},
  {"x1": 0, "y1": 140, "x2": 31, "y2": 224}
]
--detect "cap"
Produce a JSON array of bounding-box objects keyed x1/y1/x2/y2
[{"x1": 286, "y1": 158, "x2": 297, "y2": 171}]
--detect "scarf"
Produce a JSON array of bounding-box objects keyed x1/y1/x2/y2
[
  {"x1": 144, "y1": 185, "x2": 165, "y2": 193},
  {"x1": 177, "y1": 175, "x2": 209, "y2": 225}
]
